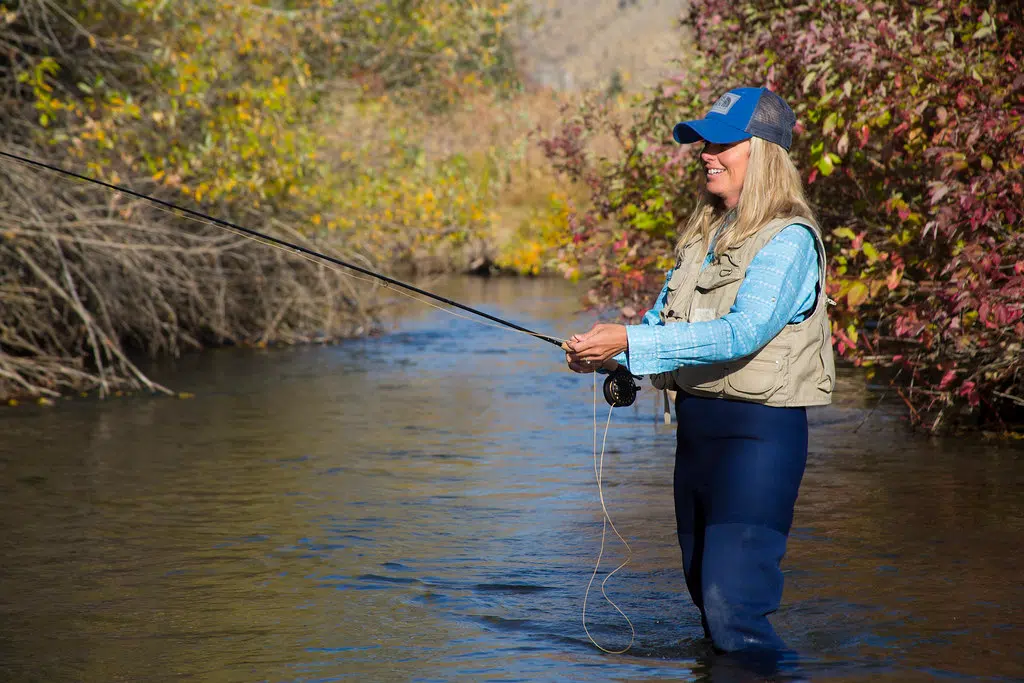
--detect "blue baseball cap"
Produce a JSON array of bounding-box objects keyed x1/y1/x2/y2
[{"x1": 672, "y1": 87, "x2": 797, "y2": 150}]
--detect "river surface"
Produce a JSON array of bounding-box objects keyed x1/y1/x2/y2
[{"x1": 1, "y1": 277, "x2": 1021, "y2": 682}]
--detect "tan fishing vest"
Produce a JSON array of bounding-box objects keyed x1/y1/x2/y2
[{"x1": 650, "y1": 215, "x2": 835, "y2": 407}]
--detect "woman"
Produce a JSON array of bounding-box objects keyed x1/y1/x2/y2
[{"x1": 565, "y1": 87, "x2": 835, "y2": 655}]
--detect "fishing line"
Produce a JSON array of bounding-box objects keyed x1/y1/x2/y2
[{"x1": 582, "y1": 371, "x2": 636, "y2": 654}]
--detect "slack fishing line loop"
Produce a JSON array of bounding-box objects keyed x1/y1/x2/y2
[{"x1": 583, "y1": 371, "x2": 636, "y2": 654}]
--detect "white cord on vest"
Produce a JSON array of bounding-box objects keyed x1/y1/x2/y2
[{"x1": 582, "y1": 371, "x2": 635, "y2": 654}]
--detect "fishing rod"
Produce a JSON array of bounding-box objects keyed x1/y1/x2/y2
[{"x1": 1, "y1": 149, "x2": 641, "y2": 406}]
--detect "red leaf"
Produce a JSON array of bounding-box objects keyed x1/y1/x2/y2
[{"x1": 958, "y1": 381, "x2": 979, "y2": 408}]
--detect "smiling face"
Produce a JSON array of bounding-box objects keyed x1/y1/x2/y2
[{"x1": 700, "y1": 139, "x2": 751, "y2": 209}]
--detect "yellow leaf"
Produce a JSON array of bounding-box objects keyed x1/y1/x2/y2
[{"x1": 847, "y1": 281, "x2": 869, "y2": 308}]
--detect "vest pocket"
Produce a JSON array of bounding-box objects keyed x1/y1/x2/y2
[
  {"x1": 695, "y1": 265, "x2": 743, "y2": 292},
  {"x1": 726, "y1": 349, "x2": 787, "y2": 400},
  {"x1": 675, "y1": 364, "x2": 728, "y2": 395}
]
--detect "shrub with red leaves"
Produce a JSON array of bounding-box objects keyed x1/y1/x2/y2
[{"x1": 543, "y1": 0, "x2": 1024, "y2": 433}]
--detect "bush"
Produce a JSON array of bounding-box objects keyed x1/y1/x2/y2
[
  {"x1": 543, "y1": 0, "x2": 1024, "y2": 433},
  {"x1": 0, "y1": 0, "x2": 527, "y2": 400}
]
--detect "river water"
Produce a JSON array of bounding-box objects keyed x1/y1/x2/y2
[{"x1": 1, "y1": 277, "x2": 1021, "y2": 682}]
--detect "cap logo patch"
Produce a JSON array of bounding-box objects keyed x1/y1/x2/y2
[{"x1": 710, "y1": 93, "x2": 739, "y2": 115}]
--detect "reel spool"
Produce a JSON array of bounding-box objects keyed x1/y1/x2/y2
[{"x1": 603, "y1": 365, "x2": 641, "y2": 408}]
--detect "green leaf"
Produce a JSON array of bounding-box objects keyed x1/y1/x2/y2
[
  {"x1": 817, "y1": 155, "x2": 835, "y2": 176},
  {"x1": 862, "y1": 242, "x2": 879, "y2": 262},
  {"x1": 633, "y1": 212, "x2": 656, "y2": 231}
]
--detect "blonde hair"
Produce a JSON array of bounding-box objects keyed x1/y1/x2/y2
[{"x1": 676, "y1": 136, "x2": 815, "y2": 256}]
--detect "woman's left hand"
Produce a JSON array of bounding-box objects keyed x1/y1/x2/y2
[{"x1": 565, "y1": 323, "x2": 628, "y2": 365}]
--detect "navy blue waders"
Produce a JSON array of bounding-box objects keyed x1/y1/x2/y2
[{"x1": 673, "y1": 392, "x2": 808, "y2": 653}]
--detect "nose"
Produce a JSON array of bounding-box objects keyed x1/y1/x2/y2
[{"x1": 701, "y1": 149, "x2": 716, "y2": 164}]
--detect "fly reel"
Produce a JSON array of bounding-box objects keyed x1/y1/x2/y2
[{"x1": 603, "y1": 365, "x2": 641, "y2": 408}]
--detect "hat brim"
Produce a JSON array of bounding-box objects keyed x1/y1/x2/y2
[{"x1": 672, "y1": 119, "x2": 752, "y2": 145}]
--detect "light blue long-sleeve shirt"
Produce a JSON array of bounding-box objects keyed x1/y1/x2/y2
[{"x1": 613, "y1": 224, "x2": 819, "y2": 376}]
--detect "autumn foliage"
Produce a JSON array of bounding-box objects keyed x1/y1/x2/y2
[
  {"x1": 544, "y1": 0, "x2": 1024, "y2": 432},
  {"x1": 0, "y1": 0, "x2": 529, "y2": 400}
]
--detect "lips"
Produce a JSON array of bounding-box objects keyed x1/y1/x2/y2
[{"x1": 706, "y1": 168, "x2": 725, "y2": 177}]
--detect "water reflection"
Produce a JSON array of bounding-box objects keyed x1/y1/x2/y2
[{"x1": 0, "y1": 276, "x2": 1021, "y2": 682}]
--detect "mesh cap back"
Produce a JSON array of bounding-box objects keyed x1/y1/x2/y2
[{"x1": 745, "y1": 90, "x2": 797, "y2": 150}]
